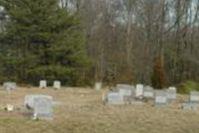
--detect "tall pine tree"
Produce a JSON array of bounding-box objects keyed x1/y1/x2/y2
[{"x1": 0, "y1": 0, "x2": 89, "y2": 85}]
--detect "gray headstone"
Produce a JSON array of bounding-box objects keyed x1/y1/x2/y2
[
  {"x1": 53, "y1": 80, "x2": 61, "y2": 89},
  {"x1": 143, "y1": 86, "x2": 154, "y2": 99},
  {"x1": 107, "y1": 92, "x2": 124, "y2": 105},
  {"x1": 182, "y1": 102, "x2": 199, "y2": 111},
  {"x1": 190, "y1": 91, "x2": 199, "y2": 103},
  {"x1": 24, "y1": 95, "x2": 53, "y2": 109},
  {"x1": 94, "y1": 82, "x2": 102, "y2": 91},
  {"x1": 3, "y1": 82, "x2": 17, "y2": 91},
  {"x1": 155, "y1": 91, "x2": 168, "y2": 107},
  {"x1": 39, "y1": 80, "x2": 47, "y2": 89},
  {"x1": 167, "y1": 87, "x2": 177, "y2": 101},
  {"x1": 135, "y1": 84, "x2": 144, "y2": 98},
  {"x1": 33, "y1": 97, "x2": 53, "y2": 120}
]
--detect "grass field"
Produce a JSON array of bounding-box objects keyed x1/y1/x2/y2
[{"x1": 0, "y1": 87, "x2": 199, "y2": 133}]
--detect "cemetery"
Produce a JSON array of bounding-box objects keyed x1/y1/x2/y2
[{"x1": 0, "y1": 82, "x2": 199, "y2": 133}]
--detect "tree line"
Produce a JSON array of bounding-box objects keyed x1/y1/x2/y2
[{"x1": 0, "y1": 0, "x2": 198, "y2": 88}]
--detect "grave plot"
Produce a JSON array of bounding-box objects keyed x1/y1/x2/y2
[
  {"x1": 94, "y1": 82, "x2": 102, "y2": 91},
  {"x1": 39, "y1": 80, "x2": 47, "y2": 89},
  {"x1": 155, "y1": 90, "x2": 168, "y2": 107},
  {"x1": 135, "y1": 84, "x2": 144, "y2": 99},
  {"x1": 143, "y1": 86, "x2": 154, "y2": 99},
  {"x1": 24, "y1": 95, "x2": 53, "y2": 109},
  {"x1": 167, "y1": 87, "x2": 177, "y2": 102},
  {"x1": 116, "y1": 84, "x2": 135, "y2": 104},
  {"x1": 182, "y1": 91, "x2": 199, "y2": 111},
  {"x1": 33, "y1": 97, "x2": 53, "y2": 120},
  {"x1": 190, "y1": 91, "x2": 199, "y2": 103},
  {"x1": 106, "y1": 92, "x2": 124, "y2": 105},
  {"x1": 53, "y1": 80, "x2": 61, "y2": 89},
  {"x1": 3, "y1": 82, "x2": 17, "y2": 91}
]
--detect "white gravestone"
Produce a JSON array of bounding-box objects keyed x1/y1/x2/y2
[
  {"x1": 3, "y1": 82, "x2": 17, "y2": 91},
  {"x1": 155, "y1": 91, "x2": 168, "y2": 106},
  {"x1": 167, "y1": 87, "x2": 177, "y2": 100},
  {"x1": 107, "y1": 92, "x2": 124, "y2": 105},
  {"x1": 94, "y1": 82, "x2": 102, "y2": 91},
  {"x1": 53, "y1": 81, "x2": 61, "y2": 89},
  {"x1": 24, "y1": 95, "x2": 53, "y2": 109},
  {"x1": 33, "y1": 97, "x2": 53, "y2": 120},
  {"x1": 143, "y1": 86, "x2": 154, "y2": 98},
  {"x1": 39, "y1": 80, "x2": 47, "y2": 89},
  {"x1": 135, "y1": 84, "x2": 144, "y2": 98},
  {"x1": 190, "y1": 91, "x2": 199, "y2": 103}
]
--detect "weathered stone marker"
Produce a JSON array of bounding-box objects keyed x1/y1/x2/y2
[
  {"x1": 39, "y1": 80, "x2": 47, "y2": 89},
  {"x1": 3, "y1": 82, "x2": 17, "y2": 91},
  {"x1": 167, "y1": 87, "x2": 177, "y2": 101},
  {"x1": 155, "y1": 91, "x2": 168, "y2": 107},
  {"x1": 135, "y1": 84, "x2": 144, "y2": 99},
  {"x1": 94, "y1": 82, "x2": 102, "y2": 91},
  {"x1": 53, "y1": 80, "x2": 61, "y2": 89},
  {"x1": 190, "y1": 91, "x2": 199, "y2": 103},
  {"x1": 33, "y1": 97, "x2": 53, "y2": 120},
  {"x1": 143, "y1": 86, "x2": 154, "y2": 99},
  {"x1": 107, "y1": 92, "x2": 124, "y2": 105}
]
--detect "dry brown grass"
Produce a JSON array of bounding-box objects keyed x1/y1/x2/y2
[{"x1": 0, "y1": 87, "x2": 199, "y2": 133}]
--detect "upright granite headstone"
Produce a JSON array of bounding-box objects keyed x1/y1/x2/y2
[
  {"x1": 33, "y1": 97, "x2": 53, "y2": 120},
  {"x1": 155, "y1": 91, "x2": 168, "y2": 107},
  {"x1": 143, "y1": 86, "x2": 154, "y2": 99},
  {"x1": 3, "y1": 82, "x2": 17, "y2": 91},
  {"x1": 24, "y1": 95, "x2": 53, "y2": 109},
  {"x1": 94, "y1": 82, "x2": 102, "y2": 91},
  {"x1": 167, "y1": 87, "x2": 177, "y2": 101},
  {"x1": 135, "y1": 84, "x2": 144, "y2": 99},
  {"x1": 39, "y1": 80, "x2": 47, "y2": 89},
  {"x1": 190, "y1": 91, "x2": 199, "y2": 103},
  {"x1": 53, "y1": 80, "x2": 61, "y2": 89},
  {"x1": 107, "y1": 92, "x2": 124, "y2": 105}
]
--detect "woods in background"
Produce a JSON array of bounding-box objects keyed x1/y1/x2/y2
[{"x1": 0, "y1": 0, "x2": 198, "y2": 88}]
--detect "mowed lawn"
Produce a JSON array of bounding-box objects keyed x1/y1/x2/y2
[{"x1": 0, "y1": 87, "x2": 199, "y2": 133}]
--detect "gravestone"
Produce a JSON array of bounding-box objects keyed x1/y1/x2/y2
[
  {"x1": 190, "y1": 91, "x2": 199, "y2": 103},
  {"x1": 143, "y1": 86, "x2": 154, "y2": 99},
  {"x1": 24, "y1": 95, "x2": 53, "y2": 109},
  {"x1": 135, "y1": 84, "x2": 144, "y2": 99},
  {"x1": 155, "y1": 91, "x2": 168, "y2": 107},
  {"x1": 182, "y1": 102, "x2": 199, "y2": 111},
  {"x1": 33, "y1": 97, "x2": 53, "y2": 120},
  {"x1": 94, "y1": 82, "x2": 102, "y2": 91},
  {"x1": 3, "y1": 82, "x2": 17, "y2": 91},
  {"x1": 167, "y1": 87, "x2": 177, "y2": 101},
  {"x1": 107, "y1": 92, "x2": 124, "y2": 105},
  {"x1": 53, "y1": 80, "x2": 61, "y2": 89},
  {"x1": 39, "y1": 80, "x2": 47, "y2": 89}
]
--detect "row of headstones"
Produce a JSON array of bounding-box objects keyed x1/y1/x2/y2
[
  {"x1": 106, "y1": 84, "x2": 199, "y2": 110},
  {"x1": 39, "y1": 80, "x2": 61, "y2": 89}
]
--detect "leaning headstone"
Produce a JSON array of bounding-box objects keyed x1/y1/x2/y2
[
  {"x1": 135, "y1": 84, "x2": 144, "y2": 99},
  {"x1": 94, "y1": 82, "x2": 102, "y2": 91},
  {"x1": 143, "y1": 86, "x2": 154, "y2": 99},
  {"x1": 33, "y1": 97, "x2": 53, "y2": 120},
  {"x1": 167, "y1": 87, "x2": 177, "y2": 101},
  {"x1": 190, "y1": 91, "x2": 199, "y2": 103},
  {"x1": 24, "y1": 95, "x2": 53, "y2": 109},
  {"x1": 155, "y1": 90, "x2": 168, "y2": 107},
  {"x1": 3, "y1": 82, "x2": 17, "y2": 91},
  {"x1": 107, "y1": 92, "x2": 124, "y2": 105},
  {"x1": 53, "y1": 80, "x2": 61, "y2": 89},
  {"x1": 39, "y1": 80, "x2": 47, "y2": 89}
]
